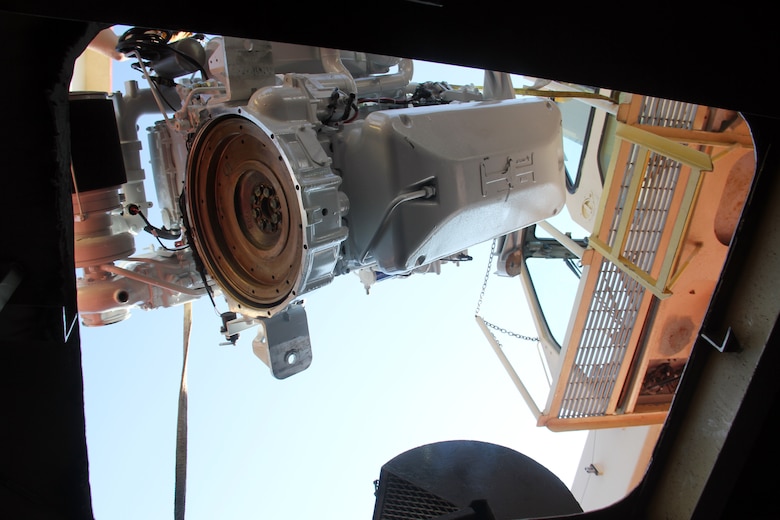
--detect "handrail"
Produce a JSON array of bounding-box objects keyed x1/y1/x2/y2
[
  {"x1": 586, "y1": 122, "x2": 713, "y2": 299},
  {"x1": 536, "y1": 220, "x2": 586, "y2": 259}
]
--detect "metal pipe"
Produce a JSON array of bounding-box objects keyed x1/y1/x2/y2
[
  {"x1": 517, "y1": 80, "x2": 618, "y2": 115},
  {"x1": 476, "y1": 315, "x2": 543, "y2": 419},
  {"x1": 99, "y1": 264, "x2": 204, "y2": 296},
  {"x1": 360, "y1": 186, "x2": 436, "y2": 264},
  {"x1": 320, "y1": 48, "x2": 357, "y2": 96},
  {"x1": 537, "y1": 220, "x2": 586, "y2": 259},
  {"x1": 354, "y1": 58, "x2": 414, "y2": 96}
]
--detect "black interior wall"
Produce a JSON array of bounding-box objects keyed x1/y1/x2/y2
[{"x1": 0, "y1": 5, "x2": 777, "y2": 519}]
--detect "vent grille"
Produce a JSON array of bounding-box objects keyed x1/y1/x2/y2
[{"x1": 375, "y1": 472, "x2": 460, "y2": 520}]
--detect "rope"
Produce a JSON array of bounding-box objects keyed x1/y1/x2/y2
[
  {"x1": 174, "y1": 302, "x2": 192, "y2": 520},
  {"x1": 70, "y1": 162, "x2": 85, "y2": 221}
]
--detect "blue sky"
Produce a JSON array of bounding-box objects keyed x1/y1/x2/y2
[{"x1": 77, "y1": 32, "x2": 588, "y2": 519}]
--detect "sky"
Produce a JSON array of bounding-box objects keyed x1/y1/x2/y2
[{"x1": 77, "y1": 31, "x2": 590, "y2": 520}]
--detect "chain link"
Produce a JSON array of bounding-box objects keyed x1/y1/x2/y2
[
  {"x1": 474, "y1": 238, "x2": 497, "y2": 316},
  {"x1": 474, "y1": 238, "x2": 539, "y2": 345},
  {"x1": 481, "y1": 319, "x2": 539, "y2": 342}
]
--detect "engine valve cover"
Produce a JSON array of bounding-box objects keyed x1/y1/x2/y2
[{"x1": 335, "y1": 97, "x2": 566, "y2": 274}]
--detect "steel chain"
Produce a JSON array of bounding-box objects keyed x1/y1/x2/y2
[
  {"x1": 474, "y1": 238, "x2": 539, "y2": 345},
  {"x1": 482, "y1": 319, "x2": 539, "y2": 342},
  {"x1": 474, "y1": 238, "x2": 497, "y2": 316}
]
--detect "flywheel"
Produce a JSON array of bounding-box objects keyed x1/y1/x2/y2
[{"x1": 184, "y1": 114, "x2": 306, "y2": 317}]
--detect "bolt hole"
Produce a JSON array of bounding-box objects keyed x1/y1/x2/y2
[{"x1": 285, "y1": 351, "x2": 297, "y2": 365}]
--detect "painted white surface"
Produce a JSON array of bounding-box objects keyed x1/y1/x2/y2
[{"x1": 572, "y1": 424, "x2": 663, "y2": 511}]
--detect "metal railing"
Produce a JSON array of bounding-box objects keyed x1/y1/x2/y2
[
  {"x1": 539, "y1": 98, "x2": 713, "y2": 429},
  {"x1": 477, "y1": 94, "x2": 741, "y2": 430}
]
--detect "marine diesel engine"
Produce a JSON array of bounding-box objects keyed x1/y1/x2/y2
[{"x1": 70, "y1": 28, "x2": 565, "y2": 378}]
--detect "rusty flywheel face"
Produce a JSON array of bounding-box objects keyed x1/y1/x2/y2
[{"x1": 185, "y1": 114, "x2": 305, "y2": 316}]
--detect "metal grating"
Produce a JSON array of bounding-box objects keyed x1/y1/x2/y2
[
  {"x1": 376, "y1": 472, "x2": 460, "y2": 520},
  {"x1": 611, "y1": 148, "x2": 683, "y2": 270},
  {"x1": 637, "y1": 97, "x2": 697, "y2": 129},
  {"x1": 558, "y1": 98, "x2": 696, "y2": 419},
  {"x1": 559, "y1": 258, "x2": 645, "y2": 418}
]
